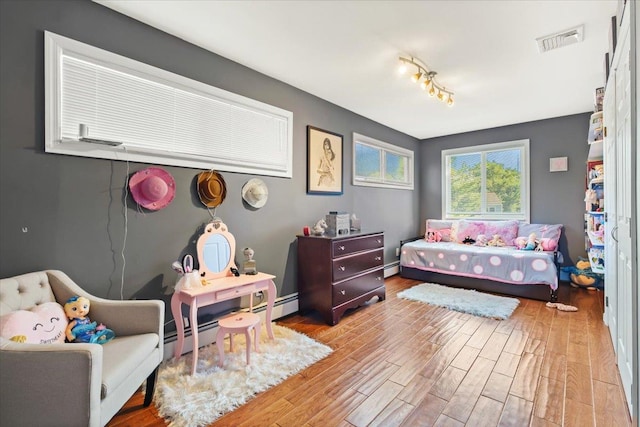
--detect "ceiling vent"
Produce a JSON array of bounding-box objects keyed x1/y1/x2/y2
[{"x1": 536, "y1": 25, "x2": 584, "y2": 53}]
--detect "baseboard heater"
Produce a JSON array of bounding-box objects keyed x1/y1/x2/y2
[
  {"x1": 384, "y1": 261, "x2": 400, "y2": 278},
  {"x1": 163, "y1": 292, "x2": 299, "y2": 360}
]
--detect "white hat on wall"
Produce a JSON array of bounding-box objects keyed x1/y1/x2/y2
[{"x1": 242, "y1": 178, "x2": 268, "y2": 209}]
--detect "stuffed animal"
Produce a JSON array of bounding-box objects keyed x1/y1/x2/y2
[
  {"x1": 63, "y1": 296, "x2": 115, "y2": 344},
  {"x1": 462, "y1": 235, "x2": 476, "y2": 245},
  {"x1": 522, "y1": 232, "x2": 542, "y2": 251},
  {"x1": 426, "y1": 229, "x2": 442, "y2": 243},
  {"x1": 312, "y1": 219, "x2": 328, "y2": 236},
  {"x1": 514, "y1": 236, "x2": 527, "y2": 249},
  {"x1": 487, "y1": 234, "x2": 505, "y2": 247},
  {"x1": 475, "y1": 234, "x2": 488, "y2": 246}
]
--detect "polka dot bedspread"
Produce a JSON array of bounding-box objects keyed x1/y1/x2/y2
[{"x1": 400, "y1": 240, "x2": 559, "y2": 290}]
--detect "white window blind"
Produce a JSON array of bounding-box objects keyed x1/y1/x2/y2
[{"x1": 45, "y1": 31, "x2": 293, "y2": 177}]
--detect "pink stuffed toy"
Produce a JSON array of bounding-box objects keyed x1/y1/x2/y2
[{"x1": 425, "y1": 229, "x2": 442, "y2": 243}]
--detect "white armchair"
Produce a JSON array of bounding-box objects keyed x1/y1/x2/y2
[{"x1": 0, "y1": 270, "x2": 164, "y2": 427}]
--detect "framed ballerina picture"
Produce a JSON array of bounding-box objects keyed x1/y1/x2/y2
[{"x1": 307, "y1": 125, "x2": 343, "y2": 195}]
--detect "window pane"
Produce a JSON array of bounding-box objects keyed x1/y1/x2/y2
[
  {"x1": 355, "y1": 143, "x2": 381, "y2": 179},
  {"x1": 449, "y1": 153, "x2": 481, "y2": 215},
  {"x1": 486, "y1": 150, "x2": 522, "y2": 215},
  {"x1": 385, "y1": 152, "x2": 407, "y2": 182}
]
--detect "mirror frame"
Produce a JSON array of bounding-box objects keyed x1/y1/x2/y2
[{"x1": 196, "y1": 220, "x2": 237, "y2": 281}]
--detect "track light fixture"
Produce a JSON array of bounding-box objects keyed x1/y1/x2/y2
[{"x1": 398, "y1": 56, "x2": 454, "y2": 106}]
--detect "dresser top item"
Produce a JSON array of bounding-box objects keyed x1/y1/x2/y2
[{"x1": 297, "y1": 230, "x2": 383, "y2": 241}]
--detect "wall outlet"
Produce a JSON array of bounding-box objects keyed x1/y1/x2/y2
[
  {"x1": 395, "y1": 247, "x2": 400, "y2": 257},
  {"x1": 183, "y1": 316, "x2": 190, "y2": 329},
  {"x1": 254, "y1": 291, "x2": 264, "y2": 298}
]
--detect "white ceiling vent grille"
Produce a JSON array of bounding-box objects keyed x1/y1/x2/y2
[{"x1": 536, "y1": 25, "x2": 584, "y2": 53}]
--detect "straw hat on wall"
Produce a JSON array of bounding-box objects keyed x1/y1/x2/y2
[{"x1": 196, "y1": 170, "x2": 227, "y2": 208}]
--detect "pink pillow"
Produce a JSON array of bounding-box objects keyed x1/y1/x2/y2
[
  {"x1": 484, "y1": 220, "x2": 519, "y2": 247},
  {"x1": 0, "y1": 302, "x2": 68, "y2": 344},
  {"x1": 451, "y1": 220, "x2": 486, "y2": 243}
]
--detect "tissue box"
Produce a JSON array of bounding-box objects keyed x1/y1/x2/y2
[{"x1": 326, "y1": 213, "x2": 350, "y2": 236}]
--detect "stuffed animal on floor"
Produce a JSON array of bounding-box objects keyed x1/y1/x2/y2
[
  {"x1": 64, "y1": 296, "x2": 115, "y2": 344},
  {"x1": 462, "y1": 235, "x2": 476, "y2": 245}
]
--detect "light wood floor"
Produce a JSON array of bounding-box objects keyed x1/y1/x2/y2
[{"x1": 108, "y1": 275, "x2": 631, "y2": 427}]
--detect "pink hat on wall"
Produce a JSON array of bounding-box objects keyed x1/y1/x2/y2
[{"x1": 129, "y1": 167, "x2": 176, "y2": 211}]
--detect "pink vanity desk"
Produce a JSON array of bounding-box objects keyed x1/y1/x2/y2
[{"x1": 171, "y1": 272, "x2": 276, "y2": 375}]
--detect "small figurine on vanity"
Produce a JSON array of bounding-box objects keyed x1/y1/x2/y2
[{"x1": 243, "y1": 247, "x2": 258, "y2": 275}]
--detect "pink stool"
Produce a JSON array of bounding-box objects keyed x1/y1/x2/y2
[{"x1": 216, "y1": 312, "x2": 261, "y2": 367}]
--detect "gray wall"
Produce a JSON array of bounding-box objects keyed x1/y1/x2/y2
[
  {"x1": 0, "y1": 0, "x2": 420, "y2": 331},
  {"x1": 419, "y1": 113, "x2": 592, "y2": 265}
]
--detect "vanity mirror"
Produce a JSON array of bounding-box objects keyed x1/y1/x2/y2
[{"x1": 196, "y1": 219, "x2": 237, "y2": 281}]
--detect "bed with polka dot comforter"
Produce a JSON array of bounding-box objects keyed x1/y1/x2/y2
[{"x1": 400, "y1": 240, "x2": 560, "y2": 290}]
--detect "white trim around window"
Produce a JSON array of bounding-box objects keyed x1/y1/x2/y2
[
  {"x1": 442, "y1": 139, "x2": 530, "y2": 222},
  {"x1": 352, "y1": 133, "x2": 414, "y2": 190},
  {"x1": 44, "y1": 31, "x2": 293, "y2": 178}
]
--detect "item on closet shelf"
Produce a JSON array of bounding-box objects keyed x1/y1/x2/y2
[
  {"x1": 241, "y1": 178, "x2": 268, "y2": 209},
  {"x1": 587, "y1": 112, "x2": 603, "y2": 143},
  {"x1": 197, "y1": 170, "x2": 227, "y2": 208},
  {"x1": 129, "y1": 167, "x2": 176, "y2": 211},
  {"x1": 312, "y1": 218, "x2": 328, "y2": 236}
]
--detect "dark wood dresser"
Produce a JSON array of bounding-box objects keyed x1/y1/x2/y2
[{"x1": 297, "y1": 231, "x2": 385, "y2": 325}]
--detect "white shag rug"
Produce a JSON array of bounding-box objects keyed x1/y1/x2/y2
[
  {"x1": 154, "y1": 324, "x2": 332, "y2": 427},
  {"x1": 397, "y1": 282, "x2": 520, "y2": 320}
]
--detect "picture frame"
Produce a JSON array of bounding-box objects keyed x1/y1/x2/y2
[
  {"x1": 549, "y1": 156, "x2": 568, "y2": 172},
  {"x1": 307, "y1": 125, "x2": 343, "y2": 195}
]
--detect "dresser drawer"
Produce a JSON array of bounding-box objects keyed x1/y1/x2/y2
[
  {"x1": 333, "y1": 269, "x2": 384, "y2": 306},
  {"x1": 332, "y1": 249, "x2": 383, "y2": 282},
  {"x1": 332, "y1": 234, "x2": 384, "y2": 257}
]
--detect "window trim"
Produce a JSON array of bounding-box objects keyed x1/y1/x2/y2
[
  {"x1": 44, "y1": 31, "x2": 293, "y2": 178},
  {"x1": 352, "y1": 133, "x2": 414, "y2": 190},
  {"x1": 441, "y1": 139, "x2": 530, "y2": 222}
]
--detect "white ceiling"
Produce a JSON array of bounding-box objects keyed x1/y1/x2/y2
[{"x1": 95, "y1": 0, "x2": 617, "y2": 140}]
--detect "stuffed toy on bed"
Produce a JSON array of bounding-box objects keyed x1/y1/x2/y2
[{"x1": 426, "y1": 229, "x2": 442, "y2": 243}]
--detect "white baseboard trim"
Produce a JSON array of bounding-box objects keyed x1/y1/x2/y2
[
  {"x1": 163, "y1": 293, "x2": 299, "y2": 360},
  {"x1": 384, "y1": 262, "x2": 400, "y2": 278}
]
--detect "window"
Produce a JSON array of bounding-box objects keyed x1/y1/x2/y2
[
  {"x1": 44, "y1": 31, "x2": 293, "y2": 177},
  {"x1": 442, "y1": 139, "x2": 530, "y2": 221},
  {"x1": 353, "y1": 133, "x2": 414, "y2": 189}
]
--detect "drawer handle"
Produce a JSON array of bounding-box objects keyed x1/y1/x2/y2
[
  {"x1": 340, "y1": 290, "x2": 346, "y2": 295},
  {"x1": 338, "y1": 245, "x2": 345, "y2": 251},
  {"x1": 338, "y1": 266, "x2": 346, "y2": 271},
  {"x1": 374, "y1": 256, "x2": 382, "y2": 261},
  {"x1": 376, "y1": 239, "x2": 382, "y2": 244},
  {"x1": 377, "y1": 276, "x2": 382, "y2": 281}
]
